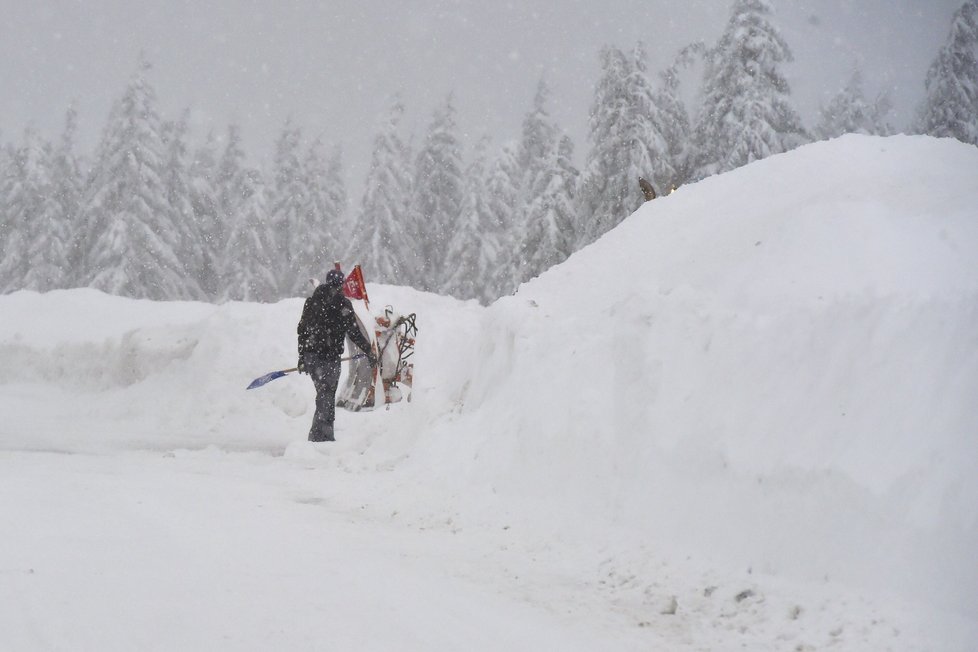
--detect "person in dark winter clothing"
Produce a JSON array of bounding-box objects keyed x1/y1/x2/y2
[{"x1": 297, "y1": 269, "x2": 377, "y2": 442}]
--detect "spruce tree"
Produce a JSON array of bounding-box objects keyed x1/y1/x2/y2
[
  {"x1": 160, "y1": 115, "x2": 207, "y2": 297},
  {"x1": 816, "y1": 67, "x2": 894, "y2": 139},
  {"x1": 50, "y1": 107, "x2": 85, "y2": 289},
  {"x1": 218, "y1": 125, "x2": 277, "y2": 302},
  {"x1": 189, "y1": 133, "x2": 222, "y2": 298},
  {"x1": 223, "y1": 170, "x2": 277, "y2": 302},
  {"x1": 518, "y1": 134, "x2": 579, "y2": 285},
  {"x1": 914, "y1": 0, "x2": 978, "y2": 145},
  {"x1": 292, "y1": 138, "x2": 345, "y2": 288},
  {"x1": 482, "y1": 142, "x2": 521, "y2": 298},
  {"x1": 441, "y1": 136, "x2": 498, "y2": 302},
  {"x1": 0, "y1": 129, "x2": 60, "y2": 293},
  {"x1": 576, "y1": 46, "x2": 627, "y2": 248},
  {"x1": 517, "y1": 79, "x2": 560, "y2": 195},
  {"x1": 410, "y1": 95, "x2": 464, "y2": 292},
  {"x1": 0, "y1": 141, "x2": 9, "y2": 280},
  {"x1": 267, "y1": 120, "x2": 306, "y2": 297},
  {"x1": 690, "y1": 0, "x2": 808, "y2": 181},
  {"x1": 80, "y1": 60, "x2": 203, "y2": 300},
  {"x1": 626, "y1": 43, "x2": 688, "y2": 201},
  {"x1": 652, "y1": 44, "x2": 703, "y2": 191},
  {"x1": 347, "y1": 98, "x2": 416, "y2": 285},
  {"x1": 577, "y1": 45, "x2": 668, "y2": 247},
  {"x1": 322, "y1": 146, "x2": 349, "y2": 253},
  {"x1": 216, "y1": 124, "x2": 248, "y2": 224},
  {"x1": 506, "y1": 79, "x2": 560, "y2": 289}
]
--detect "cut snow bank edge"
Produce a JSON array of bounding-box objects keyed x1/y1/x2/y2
[{"x1": 432, "y1": 134, "x2": 978, "y2": 612}]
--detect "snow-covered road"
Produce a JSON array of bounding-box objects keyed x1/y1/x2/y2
[
  {"x1": 6, "y1": 444, "x2": 964, "y2": 651},
  {"x1": 2, "y1": 448, "x2": 633, "y2": 651}
]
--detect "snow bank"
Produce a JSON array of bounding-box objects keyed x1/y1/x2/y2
[
  {"x1": 2, "y1": 135, "x2": 976, "y2": 647},
  {"x1": 444, "y1": 134, "x2": 978, "y2": 611}
]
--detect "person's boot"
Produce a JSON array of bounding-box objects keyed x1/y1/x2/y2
[{"x1": 308, "y1": 418, "x2": 328, "y2": 442}]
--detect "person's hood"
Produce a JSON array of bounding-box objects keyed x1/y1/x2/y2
[{"x1": 312, "y1": 283, "x2": 342, "y2": 301}]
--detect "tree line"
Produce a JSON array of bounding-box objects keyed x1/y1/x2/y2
[{"x1": 1, "y1": 0, "x2": 975, "y2": 305}]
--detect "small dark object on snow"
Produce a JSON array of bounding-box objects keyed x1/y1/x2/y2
[
  {"x1": 639, "y1": 177, "x2": 657, "y2": 202},
  {"x1": 735, "y1": 589, "x2": 755, "y2": 602}
]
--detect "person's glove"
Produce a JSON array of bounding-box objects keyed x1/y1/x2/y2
[
  {"x1": 365, "y1": 351, "x2": 378, "y2": 369},
  {"x1": 297, "y1": 358, "x2": 306, "y2": 374}
]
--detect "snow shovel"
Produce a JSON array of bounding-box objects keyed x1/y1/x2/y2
[{"x1": 246, "y1": 354, "x2": 365, "y2": 390}]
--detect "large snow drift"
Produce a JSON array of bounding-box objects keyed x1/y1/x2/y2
[
  {"x1": 455, "y1": 133, "x2": 978, "y2": 606},
  {"x1": 2, "y1": 134, "x2": 976, "y2": 650}
]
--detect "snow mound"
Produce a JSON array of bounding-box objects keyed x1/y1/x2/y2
[{"x1": 413, "y1": 134, "x2": 978, "y2": 612}]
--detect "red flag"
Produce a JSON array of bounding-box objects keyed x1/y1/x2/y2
[{"x1": 343, "y1": 265, "x2": 369, "y2": 305}]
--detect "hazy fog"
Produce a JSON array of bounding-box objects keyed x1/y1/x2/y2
[{"x1": 0, "y1": 0, "x2": 962, "y2": 186}]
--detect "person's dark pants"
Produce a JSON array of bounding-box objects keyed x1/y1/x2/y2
[{"x1": 305, "y1": 354, "x2": 341, "y2": 442}]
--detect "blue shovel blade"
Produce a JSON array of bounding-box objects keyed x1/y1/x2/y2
[{"x1": 246, "y1": 369, "x2": 289, "y2": 390}]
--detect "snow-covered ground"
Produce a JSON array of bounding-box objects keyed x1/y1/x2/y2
[{"x1": 2, "y1": 134, "x2": 976, "y2": 650}]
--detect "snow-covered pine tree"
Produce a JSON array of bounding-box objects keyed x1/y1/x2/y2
[
  {"x1": 0, "y1": 128, "x2": 61, "y2": 293},
  {"x1": 49, "y1": 106, "x2": 85, "y2": 289},
  {"x1": 218, "y1": 125, "x2": 277, "y2": 302},
  {"x1": 577, "y1": 44, "x2": 668, "y2": 247},
  {"x1": 80, "y1": 60, "x2": 203, "y2": 300},
  {"x1": 216, "y1": 124, "x2": 248, "y2": 223},
  {"x1": 222, "y1": 170, "x2": 272, "y2": 302},
  {"x1": 518, "y1": 80, "x2": 560, "y2": 193},
  {"x1": 441, "y1": 135, "x2": 499, "y2": 302},
  {"x1": 161, "y1": 115, "x2": 207, "y2": 298},
  {"x1": 505, "y1": 79, "x2": 561, "y2": 290},
  {"x1": 289, "y1": 138, "x2": 345, "y2": 292},
  {"x1": 651, "y1": 43, "x2": 703, "y2": 191},
  {"x1": 577, "y1": 46, "x2": 629, "y2": 248},
  {"x1": 189, "y1": 133, "x2": 223, "y2": 299},
  {"x1": 626, "y1": 43, "x2": 688, "y2": 201},
  {"x1": 482, "y1": 141, "x2": 521, "y2": 298},
  {"x1": 816, "y1": 67, "x2": 894, "y2": 139},
  {"x1": 223, "y1": 178, "x2": 277, "y2": 302},
  {"x1": 347, "y1": 98, "x2": 416, "y2": 285},
  {"x1": 409, "y1": 95, "x2": 464, "y2": 292},
  {"x1": 690, "y1": 0, "x2": 808, "y2": 181},
  {"x1": 0, "y1": 139, "x2": 8, "y2": 269},
  {"x1": 518, "y1": 134, "x2": 579, "y2": 285},
  {"x1": 914, "y1": 0, "x2": 978, "y2": 145},
  {"x1": 322, "y1": 146, "x2": 349, "y2": 251},
  {"x1": 267, "y1": 120, "x2": 306, "y2": 297},
  {"x1": 0, "y1": 141, "x2": 8, "y2": 279}
]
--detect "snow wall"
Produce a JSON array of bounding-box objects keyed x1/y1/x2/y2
[
  {"x1": 446, "y1": 134, "x2": 978, "y2": 615},
  {"x1": 2, "y1": 134, "x2": 976, "y2": 616}
]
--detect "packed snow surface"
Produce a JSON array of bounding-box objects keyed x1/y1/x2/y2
[{"x1": 2, "y1": 135, "x2": 976, "y2": 650}]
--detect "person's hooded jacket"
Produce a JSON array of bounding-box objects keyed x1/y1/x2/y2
[{"x1": 297, "y1": 281, "x2": 373, "y2": 361}]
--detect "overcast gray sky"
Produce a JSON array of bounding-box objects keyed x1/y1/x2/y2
[{"x1": 0, "y1": 0, "x2": 962, "y2": 191}]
